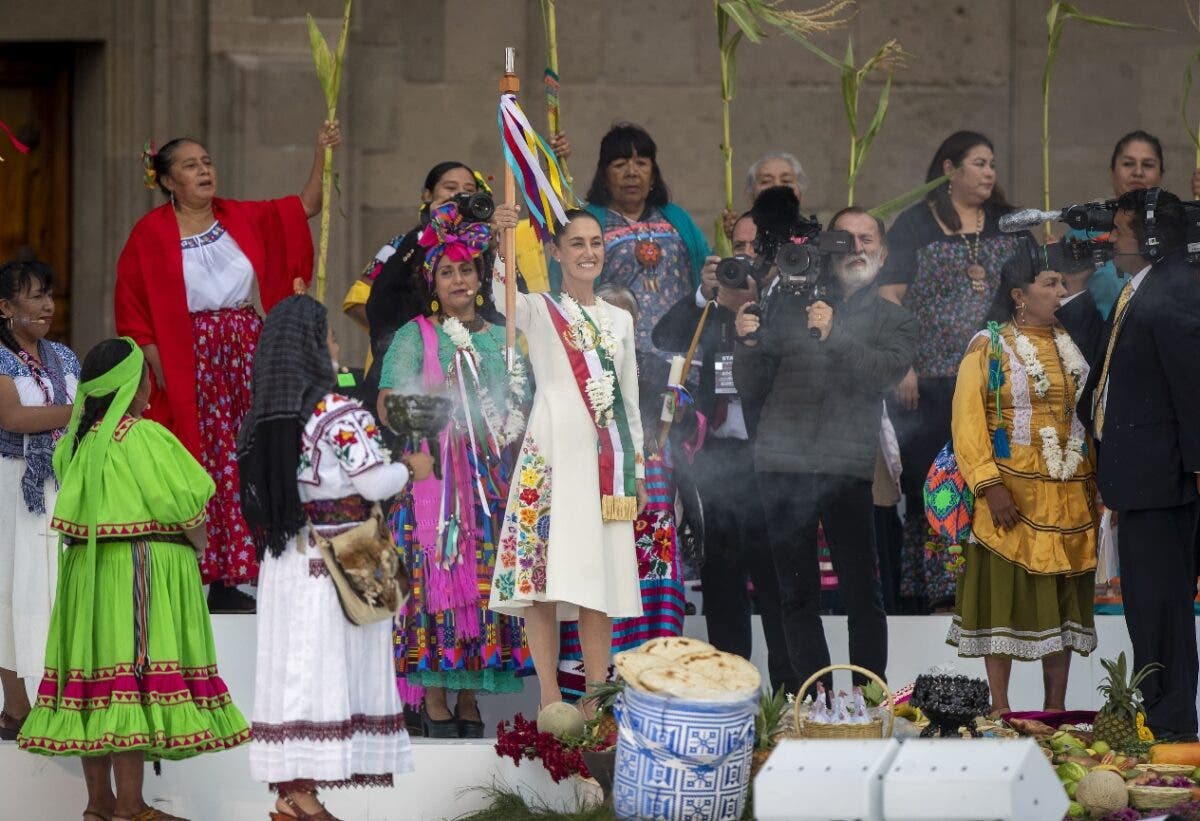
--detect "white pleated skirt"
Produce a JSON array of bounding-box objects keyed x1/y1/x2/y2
[
  {"x1": 249, "y1": 525, "x2": 413, "y2": 787},
  {"x1": 0, "y1": 457, "x2": 59, "y2": 679}
]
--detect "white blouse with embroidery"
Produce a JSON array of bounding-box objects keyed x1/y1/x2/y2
[
  {"x1": 180, "y1": 222, "x2": 255, "y2": 312},
  {"x1": 297, "y1": 392, "x2": 410, "y2": 504}
]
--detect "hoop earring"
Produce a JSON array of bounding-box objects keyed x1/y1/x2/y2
[
  {"x1": 475, "y1": 293, "x2": 484, "y2": 307},
  {"x1": 430, "y1": 298, "x2": 440, "y2": 314}
]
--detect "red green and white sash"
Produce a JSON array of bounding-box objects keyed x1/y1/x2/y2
[{"x1": 542, "y1": 294, "x2": 639, "y2": 521}]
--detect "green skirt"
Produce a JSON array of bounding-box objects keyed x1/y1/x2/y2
[
  {"x1": 18, "y1": 539, "x2": 249, "y2": 759},
  {"x1": 947, "y1": 541, "x2": 1096, "y2": 661}
]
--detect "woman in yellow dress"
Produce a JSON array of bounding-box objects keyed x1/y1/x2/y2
[{"x1": 946, "y1": 241, "x2": 1098, "y2": 714}]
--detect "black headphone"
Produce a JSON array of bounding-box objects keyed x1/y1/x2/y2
[{"x1": 1140, "y1": 186, "x2": 1162, "y2": 260}]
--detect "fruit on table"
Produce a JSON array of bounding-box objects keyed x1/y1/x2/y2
[
  {"x1": 1094, "y1": 652, "x2": 1162, "y2": 754},
  {"x1": 1075, "y1": 770, "x2": 1129, "y2": 816},
  {"x1": 1148, "y1": 741, "x2": 1200, "y2": 766},
  {"x1": 1092, "y1": 740, "x2": 1112, "y2": 755},
  {"x1": 1057, "y1": 762, "x2": 1088, "y2": 783},
  {"x1": 1066, "y1": 801, "x2": 1085, "y2": 818},
  {"x1": 537, "y1": 702, "x2": 585, "y2": 740}
]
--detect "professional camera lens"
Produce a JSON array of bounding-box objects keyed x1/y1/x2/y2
[
  {"x1": 451, "y1": 191, "x2": 496, "y2": 223},
  {"x1": 776, "y1": 242, "x2": 817, "y2": 278},
  {"x1": 1061, "y1": 203, "x2": 1114, "y2": 233},
  {"x1": 715, "y1": 255, "x2": 754, "y2": 289}
]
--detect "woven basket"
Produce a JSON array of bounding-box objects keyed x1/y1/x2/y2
[
  {"x1": 792, "y1": 664, "x2": 894, "y2": 740},
  {"x1": 1134, "y1": 763, "x2": 1196, "y2": 775},
  {"x1": 1128, "y1": 785, "x2": 1193, "y2": 810}
]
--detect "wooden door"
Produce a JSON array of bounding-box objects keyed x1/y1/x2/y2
[{"x1": 0, "y1": 45, "x2": 72, "y2": 343}]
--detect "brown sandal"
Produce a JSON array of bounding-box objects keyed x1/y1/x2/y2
[
  {"x1": 0, "y1": 709, "x2": 26, "y2": 741},
  {"x1": 83, "y1": 812, "x2": 112, "y2": 821},
  {"x1": 270, "y1": 793, "x2": 342, "y2": 821},
  {"x1": 115, "y1": 809, "x2": 188, "y2": 821}
]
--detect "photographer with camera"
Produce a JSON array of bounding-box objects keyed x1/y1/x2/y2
[
  {"x1": 1078, "y1": 187, "x2": 1200, "y2": 741},
  {"x1": 652, "y1": 212, "x2": 798, "y2": 695},
  {"x1": 733, "y1": 204, "x2": 917, "y2": 687}
]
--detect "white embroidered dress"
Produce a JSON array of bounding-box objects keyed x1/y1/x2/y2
[
  {"x1": 0, "y1": 342, "x2": 79, "y2": 679},
  {"x1": 488, "y1": 292, "x2": 644, "y2": 621},
  {"x1": 250, "y1": 392, "x2": 414, "y2": 787}
]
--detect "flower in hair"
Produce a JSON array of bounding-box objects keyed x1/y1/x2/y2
[
  {"x1": 141, "y1": 140, "x2": 158, "y2": 190},
  {"x1": 417, "y1": 202, "x2": 492, "y2": 284}
]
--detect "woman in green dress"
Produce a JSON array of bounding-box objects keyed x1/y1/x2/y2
[{"x1": 17, "y1": 338, "x2": 249, "y2": 821}]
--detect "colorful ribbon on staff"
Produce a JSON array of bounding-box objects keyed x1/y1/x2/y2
[{"x1": 497, "y1": 93, "x2": 576, "y2": 242}]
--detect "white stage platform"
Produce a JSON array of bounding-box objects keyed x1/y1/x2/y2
[{"x1": 0, "y1": 614, "x2": 1166, "y2": 819}]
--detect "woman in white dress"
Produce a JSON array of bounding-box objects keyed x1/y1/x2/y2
[
  {"x1": 0, "y1": 260, "x2": 78, "y2": 740},
  {"x1": 489, "y1": 210, "x2": 645, "y2": 717},
  {"x1": 237, "y1": 296, "x2": 432, "y2": 821}
]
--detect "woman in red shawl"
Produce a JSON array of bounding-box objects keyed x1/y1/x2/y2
[{"x1": 115, "y1": 121, "x2": 341, "y2": 612}]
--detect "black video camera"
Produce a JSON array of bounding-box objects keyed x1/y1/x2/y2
[
  {"x1": 450, "y1": 190, "x2": 496, "y2": 223},
  {"x1": 722, "y1": 186, "x2": 855, "y2": 340}
]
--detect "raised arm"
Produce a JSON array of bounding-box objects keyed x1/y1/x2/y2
[{"x1": 299, "y1": 120, "x2": 342, "y2": 218}]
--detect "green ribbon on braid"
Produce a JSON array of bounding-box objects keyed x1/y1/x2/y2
[
  {"x1": 985, "y1": 321, "x2": 1011, "y2": 459},
  {"x1": 52, "y1": 337, "x2": 145, "y2": 677}
]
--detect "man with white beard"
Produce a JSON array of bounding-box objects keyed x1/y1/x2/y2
[{"x1": 732, "y1": 205, "x2": 918, "y2": 690}]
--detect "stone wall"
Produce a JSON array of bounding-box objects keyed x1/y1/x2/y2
[{"x1": 7, "y1": 0, "x2": 1200, "y2": 359}]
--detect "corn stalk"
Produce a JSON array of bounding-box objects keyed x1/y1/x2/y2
[
  {"x1": 1043, "y1": 2, "x2": 1159, "y2": 238},
  {"x1": 537, "y1": 0, "x2": 574, "y2": 190},
  {"x1": 713, "y1": 1, "x2": 853, "y2": 254},
  {"x1": 1184, "y1": 2, "x2": 1200, "y2": 167},
  {"x1": 781, "y1": 30, "x2": 908, "y2": 206},
  {"x1": 306, "y1": 0, "x2": 352, "y2": 303}
]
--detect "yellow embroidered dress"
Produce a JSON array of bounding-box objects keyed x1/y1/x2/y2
[{"x1": 946, "y1": 323, "x2": 1098, "y2": 660}]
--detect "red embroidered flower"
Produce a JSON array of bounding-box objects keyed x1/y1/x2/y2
[
  {"x1": 334, "y1": 428, "x2": 358, "y2": 447},
  {"x1": 314, "y1": 399, "x2": 327, "y2": 416},
  {"x1": 519, "y1": 487, "x2": 540, "y2": 506}
]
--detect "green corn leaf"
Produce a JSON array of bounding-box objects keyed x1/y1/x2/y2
[
  {"x1": 306, "y1": 14, "x2": 336, "y2": 107},
  {"x1": 855, "y1": 72, "x2": 893, "y2": 174},
  {"x1": 840, "y1": 64, "x2": 858, "y2": 138},
  {"x1": 868, "y1": 173, "x2": 950, "y2": 221},
  {"x1": 720, "y1": 1, "x2": 767, "y2": 42}
]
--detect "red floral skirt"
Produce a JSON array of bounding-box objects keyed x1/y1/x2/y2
[{"x1": 192, "y1": 307, "x2": 261, "y2": 585}]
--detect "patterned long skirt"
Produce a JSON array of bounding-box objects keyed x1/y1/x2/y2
[
  {"x1": 390, "y1": 458, "x2": 531, "y2": 705},
  {"x1": 18, "y1": 538, "x2": 249, "y2": 759},
  {"x1": 192, "y1": 307, "x2": 261, "y2": 585},
  {"x1": 557, "y1": 454, "x2": 685, "y2": 699}
]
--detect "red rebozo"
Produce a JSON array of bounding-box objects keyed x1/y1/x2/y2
[{"x1": 114, "y1": 196, "x2": 313, "y2": 459}]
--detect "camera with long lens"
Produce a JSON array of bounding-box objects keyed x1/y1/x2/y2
[
  {"x1": 450, "y1": 190, "x2": 495, "y2": 223},
  {"x1": 721, "y1": 186, "x2": 856, "y2": 340}
]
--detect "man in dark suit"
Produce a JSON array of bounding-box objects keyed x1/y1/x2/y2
[
  {"x1": 1078, "y1": 187, "x2": 1200, "y2": 740},
  {"x1": 652, "y1": 213, "x2": 798, "y2": 695}
]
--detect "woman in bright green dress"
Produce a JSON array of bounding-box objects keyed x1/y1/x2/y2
[{"x1": 17, "y1": 338, "x2": 249, "y2": 821}]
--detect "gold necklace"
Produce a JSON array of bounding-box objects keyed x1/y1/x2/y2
[{"x1": 962, "y1": 208, "x2": 986, "y2": 292}]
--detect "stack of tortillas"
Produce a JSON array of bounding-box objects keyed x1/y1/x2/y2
[{"x1": 614, "y1": 637, "x2": 761, "y2": 702}]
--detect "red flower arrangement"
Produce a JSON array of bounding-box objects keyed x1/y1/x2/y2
[{"x1": 494, "y1": 713, "x2": 611, "y2": 783}]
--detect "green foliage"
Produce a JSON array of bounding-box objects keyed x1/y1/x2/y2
[
  {"x1": 868, "y1": 173, "x2": 951, "y2": 222},
  {"x1": 755, "y1": 685, "x2": 789, "y2": 752},
  {"x1": 452, "y1": 786, "x2": 616, "y2": 821},
  {"x1": 1041, "y1": 2, "x2": 1162, "y2": 228},
  {"x1": 712, "y1": 1, "x2": 853, "y2": 253}
]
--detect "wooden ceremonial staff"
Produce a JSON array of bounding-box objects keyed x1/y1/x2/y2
[
  {"x1": 502, "y1": 47, "x2": 519, "y2": 372},
  {"x1": 656, "y1": 300, "x2": 713, "y2": 451}
]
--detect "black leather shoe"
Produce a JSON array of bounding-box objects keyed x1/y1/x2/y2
[
  {"x1": 455, "y1": 702, "x2": 485, "y2": 739},
  {"x1": 207, "y1": 584, "x2": 257, "y2": 614},
  {"x1": 420, "y1": 704, "x2": 459, "y2": 739}
]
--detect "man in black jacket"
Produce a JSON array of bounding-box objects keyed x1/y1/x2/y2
[
  {"x1": 1078, "y1": 187, "x2": 1200, "y2": 740},
  {"x1": 734, "y1": 207, "x2": 917, "y2": 687},
  {"x1": 653, "y1": 213, "x2": 797, "y2": 695}
]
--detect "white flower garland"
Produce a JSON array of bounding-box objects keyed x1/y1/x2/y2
[
  {"x1": 559, "y1": 294, "x2": 619, "y2": 427},
  {"x1": 1010, "y1": 325, "x2": 1088, "y2": 481},
  {"x1": 441, "y1": 316, "x2": 526, "y2": 446}
]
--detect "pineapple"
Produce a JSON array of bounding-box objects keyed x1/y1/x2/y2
[
  {"x1": 583, "y1": 679, "x2": 625, "y2": 749},
  {"x1": 752, "y1": 686, "x2": 789, "y2": 777},
  {"x1": 1094, "y1": 652, "x2": 1162, "y2": 754}
]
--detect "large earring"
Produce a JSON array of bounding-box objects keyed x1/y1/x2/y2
[
  {"x1": 475, "y1": 293, "x2": 484, "y2": 307},
  {"x1": 169, "y1": 190, "x2": 176, "y2": 208},
  {"x1": 947, "y1": 179, "x2": 953, "y2": 199},
  {"x1": 430, "y1": 298, "x2": 440, "y2": 314}
]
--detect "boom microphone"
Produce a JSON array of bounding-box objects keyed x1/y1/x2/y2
[{"x1": 999, "y1": 208, "x2": 1062, "y2": 233}]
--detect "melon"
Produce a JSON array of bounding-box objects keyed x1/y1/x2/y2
[
  {"x1": 536, "y1": 702, "x2": 585, "y2": 740},
  {"x1": 1074, "y1": 770, "x2": 1129, "y2": 816}
]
